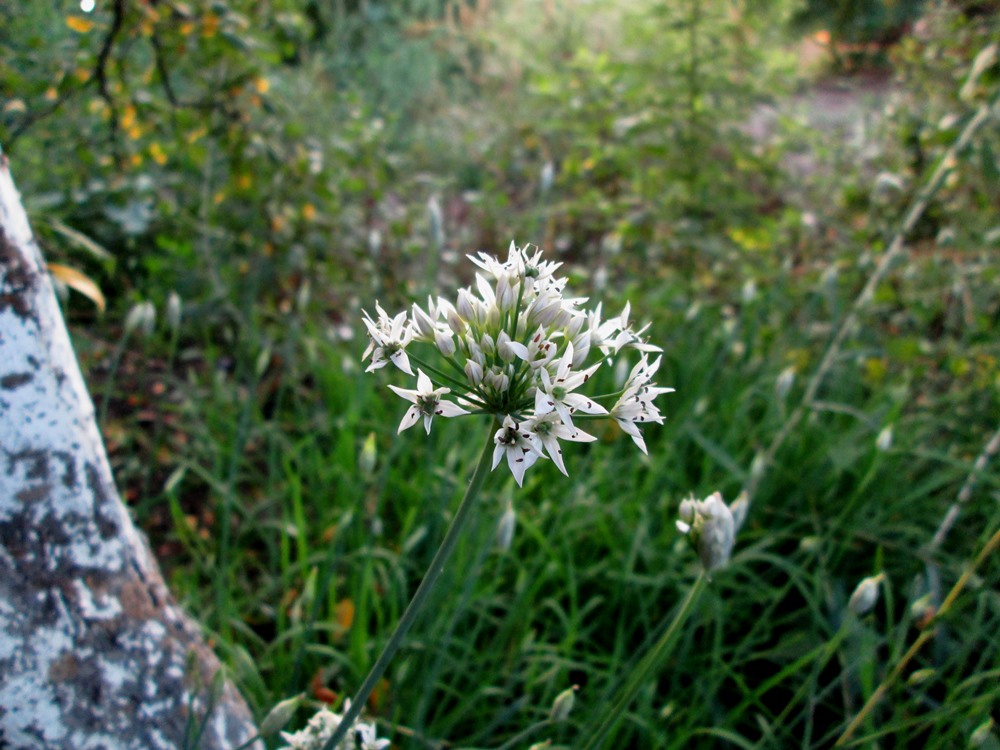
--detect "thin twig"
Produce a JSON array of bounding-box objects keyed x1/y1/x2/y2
[
  {"x1": 834, "y1": 525, "x2": 1000, "y2": 746},
  {"x1": 94, "y1": 0, "x2": 127, "y2": 166},
  {"x1": 927, "y1": 422, "x2": 1000, "y2": 552},
  {"x1": 744, "y1": 97, "x2": 997, "y2": 499}
]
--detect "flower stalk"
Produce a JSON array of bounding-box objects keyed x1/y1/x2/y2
[{"x1": 319, "y1": 425, "x2": 498, "y2": 750}]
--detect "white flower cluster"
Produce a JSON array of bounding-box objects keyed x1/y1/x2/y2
[
  {"x1": 277, "y1": 701, "x2": 389, "y2": 750},
  {"x1": 362, "y1": 241, "x2": 672, "y2": 485}
]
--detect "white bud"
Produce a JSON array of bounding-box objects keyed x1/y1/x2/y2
[
  {"x1": 124, "y1": 300, "x2": 156, "y2": 338},
  {"x1": 258, "y1": 693, "x2": 305, "y2": 737},
  {"x1": 464, "y1": 359, "x2": 484, "y2": 387},
  {"x1": 876, "y1": 425, "x2": 893, "y2": 452},
  {"x1": 480, "y1": 333, "x2": 496, "y2": 357},
  {"x1": 435, "y1": 329, "x2": 456, "y2": 357},
  {"x1": 496, "y1": 273, "x2": 516, "y2": 311},
  {"x1": 496, "y1": 330, "x2": 516, "y2": 363},
  {"x1": 166, "y1": 291, "x2": 182, "y2": 331},
  {"x1": 566, "y1": 313, "x2": 586, "y2": 339},
  {"x1": 428, "y1": 195, "x2": 444, "y2": 248},
  {"x1": 368, "y1": 228, "x2": 382, "y2": 258},
  {"x1": 540, "y1": 160, "x2": 555, "y2": 196},
  {"x1": 848, "y1": 573, "x2": 885, "y2": 615},
  {"x1": 969, "y1": 718, "x2": 997, "y2": 748},
  {"x1": 775, "y1": 366, "x2": 796, "y2": 399},
  {"x1": 571, "y1": 337, "x2": 590, "y2": 368},
  {"x1": 457, "y1": 288, "x2": 479, "y2": 324},
  {"x1": 466, "y1": 337, "x2": 486, "y2": 366},
  {"x1": 549, "y1": 685, "x2": 578, "y2": 722},
  {"x1": 676, "y1": 492, "x2": 735, "y2": 571},
  {"x1": 359, "y1": 431, "x2": 378, "y2": 476},
  {"x1": 446, "y1": 307, "x2": 466, "y2": 336},
  {"x1": 496, "y1": 500, "x2": 515, "y2": 551},
  {"x1": 411, "y1": 302, "x2": 437, "y2": 339},
  {"x1": 907, "y1": 668, "x2": 935, "y2": 686}
]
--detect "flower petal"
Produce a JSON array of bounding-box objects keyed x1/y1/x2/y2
[{"x1": 397, "y1": 405, "x2": 421, "y2": 433}]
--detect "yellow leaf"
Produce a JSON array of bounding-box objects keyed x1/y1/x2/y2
[
  {"x1": 149, "y1": 142, "x2": 167, "y2": 165},
  {"x1": 302, "y1": 203, "x2": 316, "y2": 221},
  {"x1": 334, "y1": 599, "x2": 355, "y2": 631},
  {"x1": 66, "y1": 16, "x2": 94, "y2": 33},
  {"x1": 254, "y1": 77, "x2": 270, "y2": 94},
  {"x1": 202, "y1": 13, "x2": 219, "y2": 37},
  {"x1": 47, "y1": 263, "x2": 106, "y2": 313}
]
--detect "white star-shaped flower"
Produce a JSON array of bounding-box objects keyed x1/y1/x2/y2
[
  {"x1": 593, "y1": 301, "x2": 662, "y2": 355},
  {"x1": 534, "y1": 342, "x2": 608, "y2": 427},
  {"x1": 525, "y1": 410, "x2": 597, "y2": 476},
  {"x1": 492, "y1": 415, "x2": 543, "y2": 487},
  {"x1": 362, "y1": 302, "x2": 414, "y2": 375},
  {"x1": 356, "y1": 721, "x2": 391, "y2": 750},
  {"x1": 609, "y1": 355, "x2": 673, "y2": 454},
  {"x1": 388, "y1": 370, "x2": 469, "y2": 434}
]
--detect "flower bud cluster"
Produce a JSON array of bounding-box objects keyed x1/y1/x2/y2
[
  {"x1": 363, "y1": 241, "x2": 672, "y2": 486},
  {"x1": 676, "y1": 491, "x2": 748, "y2": 571}
]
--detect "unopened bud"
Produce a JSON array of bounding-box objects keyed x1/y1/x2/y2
[
  {"x1": 496, "y1": 330, "x2": 516, "y2": 363},
  {"x1": 969, "y1": 718, "x2": 997, "y2": 748},
  {"x1": 428, "y1": 195, "x2": 444, "y2": 248},
  {"x1": 848, "y1": 573, "x2": 885, "y2": 615},
  {"x1": 549, "y1": 685, "x2": 578, "y2": 722},
  {"x1": 258, "y1": 693, "x2": 305, "y2": 736},
  {"x1": 496, "y1": 500, "x2": 515, "y2": 551},
  {"x1": 907, "y1": 668, "x2": 935, "y2": 686},
  {"x1": 124, "y1": 300, "x2": 156, "y2": 338},
  {"x1": 775, "y1": 366, "x2": 795, "y2": 399},
  {"x1": 876, "y1": 425, "x2": 893, "y2": 452},
  {"x1": 464, "y1": 359, "x2": 484, "y2": 387},
  {"x1": 411, "y1": 302, "x2": 437, "y2": 339},
  {"x1": 676, "y1": 492, "x2": 735, "y2": 571},
  {"x1": 435, "y1": 329, "x2": 456, "y2": 357},
  {"x1": 166, "y1": 291, "x2": 182, "y2": 331},
  {"x1": 359, "y1": 432, "x2": 378, "y2": 477}
]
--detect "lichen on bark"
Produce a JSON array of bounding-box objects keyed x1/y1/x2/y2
[{"x1": 0, "y1": 153, "x2": 260, "y2": 749}]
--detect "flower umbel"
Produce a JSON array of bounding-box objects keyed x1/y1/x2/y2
[
  {"x1": 362, "y1": 241, "x2": 671, "y2": 483},
  {"x1": 278, "y1": 701, "x2": 389, "y2": 750}
]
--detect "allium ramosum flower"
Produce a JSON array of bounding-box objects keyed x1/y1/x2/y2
[
  {"x1": 362, "y1": 241, "x2": 672, "y2": 484},
  {"x1": 278, "y1": 700, "x2": 389, "y2": 750},
  {"x1": 387, "y1": 369, "x2": 469, "y2": 434}
]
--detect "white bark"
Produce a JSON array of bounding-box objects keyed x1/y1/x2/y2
[{"x1": 0, "y1": 152, "x2": 261, "y2": 749}]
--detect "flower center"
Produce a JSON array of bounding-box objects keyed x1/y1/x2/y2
[{"x1": 416, "y1": 394, "x2": 439, "y2": 416}]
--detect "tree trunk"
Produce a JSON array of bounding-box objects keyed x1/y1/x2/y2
[{"x1": 0, "y1": 152, "x2": 260, "y2": 749}]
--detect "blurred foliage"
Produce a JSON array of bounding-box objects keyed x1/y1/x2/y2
[{"x1": 2, "y1": 0, "x2": 999, "y2": 748}]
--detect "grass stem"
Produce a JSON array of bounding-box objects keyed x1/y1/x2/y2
[{"x1": 581, "y1": 571, "x2": 709, "y2": 749}]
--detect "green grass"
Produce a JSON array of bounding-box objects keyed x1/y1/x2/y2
[{"x1": 13, "y1": 0, "x2": 999, "y2": 747}]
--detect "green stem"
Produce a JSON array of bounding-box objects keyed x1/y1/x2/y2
[
  {"x1": 320, "y1": 423, "x2": 499, "y2": 750},
  {"x1": 833, "y1": 524, "x2": 1000, "y2": 747},
  {"x1": 582, "y1": 571, "x2": 709, "y2": 750}
]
